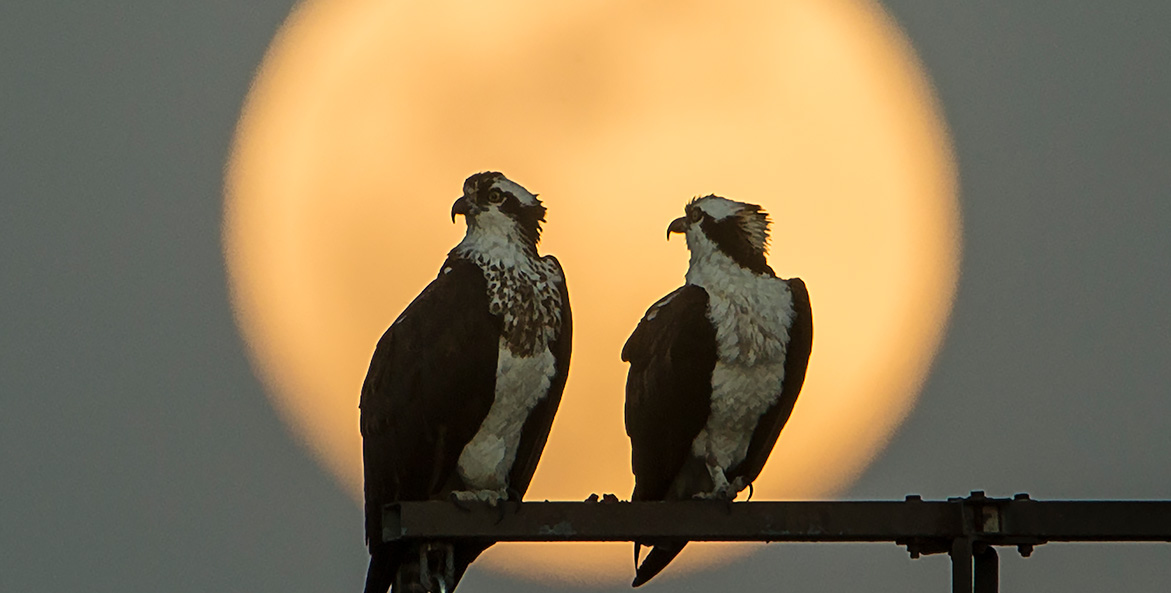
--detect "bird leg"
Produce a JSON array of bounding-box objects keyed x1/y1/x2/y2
[
  {"x1": 728, "y1": 476, "x2": 748, "y2": 499},
  {"x1": 691, "y1": 457, "x2": 741, "y2": 512},
  {"x1": 693, "y1": 456, "x2": 734, "y2": 500}
]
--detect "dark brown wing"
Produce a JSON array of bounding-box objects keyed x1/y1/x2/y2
[
  {"x1": 623, "y1": 285, "x2": 717, "y2": 502},
  {"x1": 507, "y1": 255, "x2": 572, "y2": 495},
  {"x1": 360, "y1": 257, "x2": 500, "y2": 541},
  {"x1": 727, "y1": 277, "x2": 813, "y2": 487}
]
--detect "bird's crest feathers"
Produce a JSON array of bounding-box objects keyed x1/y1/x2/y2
[{"x1": 688, "y1": 195, "x2": 771, "y2": 255}]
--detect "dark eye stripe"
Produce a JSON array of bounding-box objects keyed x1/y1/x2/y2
[
  {"x1": 498, "y1": 193, "x2": 523, "y2": 214},
  {"x1": 699, "y1": 216, "x2": 772, "y2": 275}
]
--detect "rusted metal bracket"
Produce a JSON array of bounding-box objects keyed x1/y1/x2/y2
[{"x1": 380, "y1": 492, "x2": 1171, "y2": 593}]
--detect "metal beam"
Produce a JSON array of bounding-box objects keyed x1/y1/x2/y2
[
  {"x1": 381, "y1": 496, "x2": 1171, "y2": 546},
  {"x1": 378, "y1": 494, "x2": 1171, "y2": 593},
  {"x1": 385, "y1": 500, "x2": 963, "y2": 544},
  {"x1": 998, "y1": 501, "x2": 1171, "y2": 540}
]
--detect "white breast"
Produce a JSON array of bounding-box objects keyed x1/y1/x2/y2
[
  {"x1": 685, "y1": 242, "x2": 795, "y2": 473},
  {"x1": 457, "y1": 344, "x2": 556, "y2": 490},
  {"x1": 452, "y1": 234, "x2": 563, "y2": 491}
]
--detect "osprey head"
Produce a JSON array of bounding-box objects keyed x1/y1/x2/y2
[
  {"x1": 668, "y1": 195, "x2": 772, "y2": 274},
  {"x1": 452, "y1": 171, "x2": 546, "y2": 250}
]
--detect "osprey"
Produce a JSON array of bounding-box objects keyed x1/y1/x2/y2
[
  {"x1": 360, "y1": 172, "x2": 572, "y2": 593},
  {"x1": 622, "y1": 195, "x2": 813, "y2": 587}
]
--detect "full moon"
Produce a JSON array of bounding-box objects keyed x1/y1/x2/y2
[{"x1": 224, "y1": 0, "x2": 960, "y2": 585}]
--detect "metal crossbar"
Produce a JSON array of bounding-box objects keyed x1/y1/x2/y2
[{"x1": 380, "y1": 492, "x2": 1171, "y2": 593}]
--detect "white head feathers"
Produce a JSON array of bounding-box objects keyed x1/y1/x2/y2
[
  {"x1": 691, "y1": 195, "x2": 771, "y2": 253},
  {"x1": 491, "y1": 176, "x2": 539, "y2": 207}
]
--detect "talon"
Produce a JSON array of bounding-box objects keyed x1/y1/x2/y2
[
  {"x1": 484, "y1": 489, "x2": 521, "y2": 524},
  {"x1": 449, "y1": 491, "x2": 474, "y2": 512},
  {"x1": 507, "y1": 487, "x2": 523, "y2": 515},
  {"x1": 585, "y1": 493, "x2": 600, "y2": 503},
  {"x1": 746, "y1": 483, "x2": 754, "y2": 501}
]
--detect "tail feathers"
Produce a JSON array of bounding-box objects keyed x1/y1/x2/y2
[
  {"x1": 364, "y1": 545, "x2": 397, "y2": 593},
  {"x1": 632, "y1": 541, "x2": 689, "y2": 587},
  {"x1": 365, "y1": 543, "x2": 486, "y2": 593}
]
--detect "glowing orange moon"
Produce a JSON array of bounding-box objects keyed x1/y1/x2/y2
[{"x1": 224, "y1": 0, "x2": 959, "y2": 585}]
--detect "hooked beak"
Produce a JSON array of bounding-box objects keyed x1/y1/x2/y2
[
  {"x1": 667, "y1": 216, "x2": 688, "y2": 240},
  {"x1": 451, "y1": 196, "x2": 471, "y2": 223}
]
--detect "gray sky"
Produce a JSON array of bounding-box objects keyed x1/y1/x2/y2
[{"x1": 2, "y1": 1, "x2": 1169, "y2": 592}]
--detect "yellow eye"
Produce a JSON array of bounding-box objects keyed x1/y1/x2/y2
[
  {"x1": 688, "y1": 207, "x2": 702, "y2": 222},
  {"x1": 488, "y1": 189, "x2": 505, "y2": 204}
]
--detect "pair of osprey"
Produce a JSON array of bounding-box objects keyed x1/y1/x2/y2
[{"x1": 361, "y1": 172, "x2": 813, "y2": 592}]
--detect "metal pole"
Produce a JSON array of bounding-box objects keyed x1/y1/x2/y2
[
  {"x1": 950, "y1": 538, "x2": 973, "y2": 593},
  {"x1": 974, "y1": 546, "x2": 998, "y2": 593}
]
